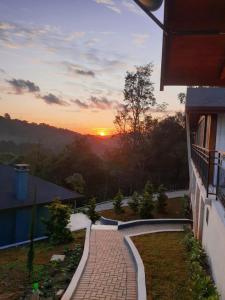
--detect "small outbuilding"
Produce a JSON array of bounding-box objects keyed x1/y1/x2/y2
[{"x1": 0, "y1": 164, "x2": 81, "y2": 248}]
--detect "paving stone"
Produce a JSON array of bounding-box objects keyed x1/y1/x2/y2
[{"x1": 72, "y1": 229, "x2": 137, "y2": 300}]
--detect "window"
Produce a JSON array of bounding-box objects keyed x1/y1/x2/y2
[{"x1": 206, "y1": 208, "x2": 209, "y2": 225}]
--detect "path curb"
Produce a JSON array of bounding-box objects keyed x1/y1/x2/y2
[
  {"x1": 118, "y1": 218, "x2": 192, "y2": 230},
  {"x1": 124, "y1": 235, "x2": 147, "y2": 300},
  {"x1": 62, "y1": 225, "x2": 91, "y2": 300},
  {"x1": 99, "y1": 216, "x2": 119, "y2": 225}
]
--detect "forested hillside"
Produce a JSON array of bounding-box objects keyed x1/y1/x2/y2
[
  {"x1": 0, "y1": 115, "x2": 80, "y2": 150},
  {"x1": 0, "y1": 114, "x2": 118, "y2": 155}
]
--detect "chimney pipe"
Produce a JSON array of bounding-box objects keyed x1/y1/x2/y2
[{"x1": 14, "y1": 164, "x2": 29, "y2": 201}]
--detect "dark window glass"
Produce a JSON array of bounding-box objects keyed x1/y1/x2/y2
[{"x1": 206, "y1": 208, "x2": 209, "y2": 225}]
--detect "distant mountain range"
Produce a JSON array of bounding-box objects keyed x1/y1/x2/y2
[{"x1": 0, "y1": 115, "x2": 118, "y2": 156}]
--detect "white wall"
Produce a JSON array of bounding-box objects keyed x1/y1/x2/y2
[
  {"x1": 191, "y1": 161, "x2": 225, "y2": 299},
  {"x1": 216, "y1": 114, "x2": 225, "y2": 153},
  {"x1": 202, "y1": 200, "x2": 225, "y2": 299}
]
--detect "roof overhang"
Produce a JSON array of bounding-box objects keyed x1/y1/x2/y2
[
  {"x1": 160, "y1": 0, "x2": 225, "y2": 90},
  {"x1": 185, "y1": 87, "x2": 225, "y2": 114}
]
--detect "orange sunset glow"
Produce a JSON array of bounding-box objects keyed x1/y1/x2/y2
[{"x1": 95, "y1": 128, "x2": 113, "y2": 137}]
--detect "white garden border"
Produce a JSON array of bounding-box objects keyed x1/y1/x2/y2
[{"x1": 62, "y1": 225, "x2": 91, "y2": 300}]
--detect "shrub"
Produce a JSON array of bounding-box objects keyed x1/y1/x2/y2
[
  {"x1": 183, "y1": 229, "x2": 220, "y2": 299},
  {"x1": 182, "y1": 195, "x2": 192, "y2": 218},
  {"x1": 113, "y1": 189, "x2": 124, "y2": 214},
  {"x1": 128, "y1": 191, "x2": 140, "y2": 214},
  {"x1": 139, "y1": 191, "x2": 154, "y2": 219},
  {"x1": 156, "y1": 184, "x2": 167, "y2": 213},
  {"x1": 144, "y1": 180, "x2": 154, "y2": 195},
  {"x1": 43, "y1": 198, "x2": 73, "y2": 245},
  {"x1": 86, "y1": 197, "x2": 99, "y2": 223}
]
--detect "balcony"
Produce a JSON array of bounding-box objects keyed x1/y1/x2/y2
[{"x1": 191, "y1": 144, "x2": 225, "y2": 207}]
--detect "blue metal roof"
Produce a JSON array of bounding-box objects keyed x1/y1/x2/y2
[
  {"x1": 186, "y1": 88, "x2": 225, "y2": 110},
  {"x1": 0, "y1": 164, "x2": 81, "y2": 210}
]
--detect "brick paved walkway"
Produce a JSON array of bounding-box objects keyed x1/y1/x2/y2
[{"x1": 72, "y1": 230, "x2": 137, "y2": 300}]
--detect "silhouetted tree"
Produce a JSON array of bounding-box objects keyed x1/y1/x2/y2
[
  {"x1": 114, "y1": 63, "x2": 156, "y2": 144},
  {"x1": 113, "y1": 190, "x2": 124, "y2": 214},
  {"x1": 139, "y1": 191, "x2": 154, "y2": 219},
  {"x1": 144, "y1": 181, "x2": 154, "y2": 195},
  {"x1": 156, "y1": 184, "x2": 168, "y2": 213},
  {"x1": 128, "y1": 191, "x2": 140, "y2": 214},
  {"x1": 86, "y1": 198, "x2": 99, "y2": 223}
]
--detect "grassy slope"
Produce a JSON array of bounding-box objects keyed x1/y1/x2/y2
[
  {"x1": 132, "y1": 232, "x2": 192, "y2": 300},
  {"x1": 0, "y1": 230, "x2": 85, "y2": 300},
  {"x1": 100, "y1": 197, "x2": 185, "y2": 222}
]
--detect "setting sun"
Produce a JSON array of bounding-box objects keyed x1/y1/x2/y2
[
  {"x1": 94, "y1": 127, "x2": 113, "y2": 137},
  {"x1": 99, "y1": 131, "x2": 106, "y2": 136}
]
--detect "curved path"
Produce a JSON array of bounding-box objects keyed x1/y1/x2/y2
[
  {"x1": 95, "y1": 190, "x2": 188, "y2": 212},
  {"x1": 72, "y1": 229, "x2": 137, "y2": 300},
  {"x1": 71, "y1": 222, "x2": 186, "y2": 300}
]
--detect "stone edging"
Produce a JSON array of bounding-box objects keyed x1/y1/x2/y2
[
  {"x1": 62, "y1": 225, "x2": 91, "y2": 300},
  {"x1": 124, "y1": 235, "x2": 147, "y2": 300},
  {"x1": 118, "y1": 218, "x2": 193, "y2": 230},
  {"x1": 124, "y1": 229, "x2": 184, "y2": 300},
  {"x1": 99, "y1": 216, "x2": 119, "y2": 225},
  {"x1": 0, "y1": 236, "x2": 48, "y2": 250}
]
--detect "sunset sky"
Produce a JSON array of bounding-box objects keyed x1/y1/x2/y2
[{"x1": 0, "y1": 0, "x2": 186, "y2": 135}]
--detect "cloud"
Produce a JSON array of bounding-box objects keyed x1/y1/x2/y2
[
  {"x1": 0, "y1": 21, "x2": 85, "y2": 50},
  {"x1": 7, "y1": 78, "x2": 40, "y2": 94},
  {"x1": 64, "y1": 31, "x2": 85, "y2": 41},
  {"x1": 132, "y1": 33, "x2": 149, "y2": 46},
  {"x1": 0, "y1": 68, "x2": 5, "y2": 74},
  {"x1": 71, "y1": 95, "x2": 118, "y2": 110},
  {"x1": 40, "y1": 93, "x2": 69, "y2": 106},
  {"x1": 95, "y1": 0, "x2": 114, "y2": 3},
  {"x1": 94, "y1": 0, "x2": 121, "y2": 14},
  {"x1": 6, "y1": 76, "x2": 69, "y2": 106},
  {"x1": 122, "y1": 0, "x2": 143, "y2": 15},
  {"x1": 76, "y1": 69, "x2": 95, "y2": 77},
  {"x1": 81, "y1": 49, "x2": 128, "y2": 75},
  {"x1": 63, "y1": 62, "x2": 95, "y2": 78},
  {"x1": 0, "y1": 22, "x2": 14, "y2": 30},
  {"x1": 89, "y1": 96, "x2": 113, "y2": 109},
  {"x1": 94, "y1": 0, "x2": 144, "y2": 14},
  {"x1": 0, "y1": 21, "x2": 53, "y2": 49},
  {"x1": 107, "y1": 6, "x2": 121, "y2": 13},
  {"x1": 71, "y1": 99, "x2": 89, "y2": 109}
]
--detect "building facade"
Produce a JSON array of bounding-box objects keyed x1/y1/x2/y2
[{"x1": 186, "y1": 88, "x2": 225, "y2": 299}]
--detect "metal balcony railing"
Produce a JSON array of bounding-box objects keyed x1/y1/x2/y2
[
  {"x1": 217, "y1": 153, "x2": 225, "y2": 208},
  {"x1": 191, "y1": 144, "x2": 225, "y2": 207}
]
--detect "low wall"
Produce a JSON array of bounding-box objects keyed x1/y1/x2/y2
[
  {"x1": 62, "y1": 225, "x2": 91, "y2": 300},
  {"x1": 124, "y1": 235, "x2": 147, "y2": 300},
  {"x1": 118, "y1": 219, "x2": 193, "y2": 230},
  {"x1": 0, "y1": 236, "x2": 48, "y2": 250},
  {"x1": 99, "y1": 216, "x2": 118, "y2": 226}
]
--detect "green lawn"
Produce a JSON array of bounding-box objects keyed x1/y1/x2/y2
[
  {"x1": 100, "y1": 197, "x2": 186, "y2": 222},
  {"x1": 0, "y1": 230, "x2": 85, "y2": 300},
  {"x1": 132, "y1": 232, "x2": 192, "y2": 300}
]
